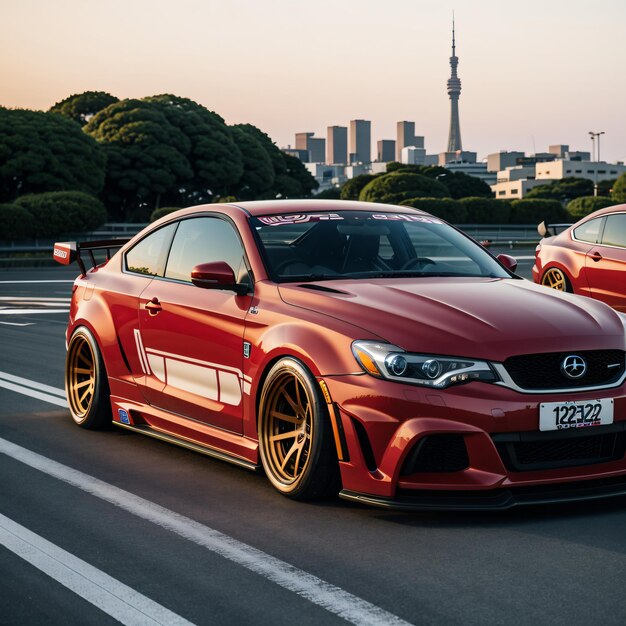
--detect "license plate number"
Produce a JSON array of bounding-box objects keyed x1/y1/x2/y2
[{"x1": 539, "y1": 399, "x2": 614, "y2": 432}]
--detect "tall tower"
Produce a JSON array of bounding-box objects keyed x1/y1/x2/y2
[{"x1": 446, "y1": 16, "x2": 462, "y2": 152}]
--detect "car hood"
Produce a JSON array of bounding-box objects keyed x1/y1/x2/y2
[{"x1": 278, "y1": 277, "x2": 625, "y2": 361}]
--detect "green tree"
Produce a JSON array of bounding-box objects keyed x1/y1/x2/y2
[
  {"x1": 438, "y1": 171, "x2": 492, "y2": 199},
  {"x1": 597, "y1": 178, "x2": 616, "y2": 196},
  {"x1": 359, "y1": 172, "x2": 448, "y2": 204},
  {"x1": 85, "y1": 98, "x2": 193, "y2": 221},
  {"x1": 525, "y1": 177, "x2": 593, "y2": 202},
  {"x1": 399, "y1": 197, "x2": 467, "y2": 223},
  {"x1": 0, "y1": 108, "x2": 105, "y2": 202},
  {"x1": 340, "y1": 174, "x2": 378, "y2": 200},
  {"x1": 384, "y1": 163, "x2": 492, "y2": 199},
  {"x1": 85, "y1": 95, "x2": 248, "y2": 220},
  {"x1": 566, "y1": 196, "x2": 616, "y2": 220},
  {"x1": 509, "y1": 199, "x2": 568, "y2": 224},
  {"x1": 49, "y1": 91, "x2": 119, "y2": 126},
  {"x1": 15, "y1": 191, "x2": 107, "y2": 237},
  {"x1": 279, "y1": 153, "x2": 318, "y2": 198},
  {"x1": 144, "y1": 95, "x2": 244, "y2": 205},
  {"x1": 458, "y1": 197, "x2": 512, "y2": 223},
  {"x1": 228, "y1": 125, "x2": 274, "y2": 199},
  {"x1": 235, "y1": 124, "x2": 317, "y2": 198},
  {"x1": 611, "y1": 172, "x2": 626, "y2": 203},
  {"x1": 0, "y1": 203, "x2": 35, "y2": 241}
]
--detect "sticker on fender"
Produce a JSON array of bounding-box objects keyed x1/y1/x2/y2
[{"x1": 539, "y1": 398, "x2": 614, "y2": 431}]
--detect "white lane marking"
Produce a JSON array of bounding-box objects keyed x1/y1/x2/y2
[
  {"x1": 0, "y1": 438, "x2": 411, "y2": 626},
  {"x1": 0, "y1": 381, "x2": 68, "y2": 407},
  {"x1": 0, "y1": 371, "x2": 66, "y2": 398},
  {"x1": 0, "y1": 378, "x2": 67, "y2": 409},
  {"x1": 0, "y1": 513, "x2": 194, "y2": 626},
  {"x1": 0, "y1": 321, "x2": 34, "y2": 327},
  {"x1": 0, "y1": 309, "x2": 69, "y2": 315},
  {"x1": 0, "y1": 280, "x2": 75, "y2": 284}
]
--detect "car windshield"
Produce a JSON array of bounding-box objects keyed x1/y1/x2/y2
[{"x1": 251, "y1": 210, "x2": 510, "y2": 282}]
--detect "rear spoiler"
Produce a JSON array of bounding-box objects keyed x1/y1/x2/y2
[
  {"x1": 537, "y1": 222, "x2": 573, "y2": 238},
  {"x1": 53, "y1": 239, "x2": 130, "y2": 276}
]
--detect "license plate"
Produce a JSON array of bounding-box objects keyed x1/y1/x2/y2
[{"x1": 539, "y1": 399, "x2": 614, "y2": 432}]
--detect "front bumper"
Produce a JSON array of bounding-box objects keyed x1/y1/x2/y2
[
  {"x1": 340, "y1": 474, "x2": 626, "y2": 511},
  {"x1": 323, "y1": 373, "x2": 626, "y2": 509}
]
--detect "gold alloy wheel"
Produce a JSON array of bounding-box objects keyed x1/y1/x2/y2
[
  {"x1": 542, "y1": 267, "x2": 568, "y2": 291},
  {"x1": 67, "y1": 334, "x2": 96, "y2": 418},
  {"x1": 260, "y1": 370, "x2": 314, "y2": 486}
]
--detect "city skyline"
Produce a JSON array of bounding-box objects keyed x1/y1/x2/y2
[{"x1": 1, "y1": 0, "x2": 625, "y2": 162}]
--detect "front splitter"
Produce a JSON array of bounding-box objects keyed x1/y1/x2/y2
[{"x1": 340, "y1": 474, "x2": 626, "y2": 511}]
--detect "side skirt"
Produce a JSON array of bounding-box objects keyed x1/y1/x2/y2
[{"x1": 112, "y1": 422, "x2": 260, "y2": 472}]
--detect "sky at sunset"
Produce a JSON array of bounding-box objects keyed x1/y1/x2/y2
[{"x1": 2, "y1": 0, "x2": 625, "y2": 162}]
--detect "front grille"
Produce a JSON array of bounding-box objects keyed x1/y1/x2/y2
[
  {"x1": 503, "y1": 350, "x2": 624, "y2": 390},
  {"x1": 401, "y1": 435, "x2": 469, "y2": 475},
  {"x1": 493, "y1": 426, "x2": 626, "y2": 472}
]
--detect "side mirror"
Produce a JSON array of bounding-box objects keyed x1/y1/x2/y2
[
  {"x1": 496, "y1": 254, "x2": 518, "y2": 273},
  {"x1": 191, "y1": 262, "x2": 248, "y2": 295}
]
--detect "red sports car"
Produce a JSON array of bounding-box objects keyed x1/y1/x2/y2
[
  {"x1": 55, "y1": 200, "x2": 626, "y2": 510},
  {"x1": 533, "y1": 204, "x2": 626, "y2": 312}
]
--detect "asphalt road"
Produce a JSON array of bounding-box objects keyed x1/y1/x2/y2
[{"x1": 2, "y1": 263, "x2": 626, "y2": 626}]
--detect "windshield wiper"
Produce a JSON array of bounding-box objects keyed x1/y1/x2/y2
[{"x1": 278, "y1": 273, "x2": 343, "y2": 283}]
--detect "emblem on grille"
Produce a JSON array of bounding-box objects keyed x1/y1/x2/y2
[{"x1": 561, "y1": 355, "x2": 587, "y2": 380}]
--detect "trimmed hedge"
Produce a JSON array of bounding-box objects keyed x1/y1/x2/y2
[
  {"x1": 566, "y1": 196, "x2": 616, "y2": 220},
  {"x1": 15, "y1": 191, "x2": 107, "y2": 238},
  {"x1": 458, "y1": 197, "x2": 512, "y2": 224},
  {"x1": 400, "y1": 197, "x2": 467, "y2": 223},
  {"x1": 0, "y1": 203, "x2": 35, "y2": 241},
  {"x1": 509, "y1": 199, "x2": 568, "y2": 224}
]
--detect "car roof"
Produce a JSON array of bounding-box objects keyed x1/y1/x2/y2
[
  {"x1": 228, "y1": 199, "x2": 427, "y2": 217},
  {"x1": 164, "y1": 199, "x2": 427, "y2": 220}
]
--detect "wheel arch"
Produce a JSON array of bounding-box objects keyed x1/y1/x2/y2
[{"x1": 68, "y1": 298, "x2": 132, "y2": 380}]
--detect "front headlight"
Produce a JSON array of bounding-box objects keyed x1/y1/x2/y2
[{"x1": 352, "y1": 340, "x2": 499, "y2": 389}]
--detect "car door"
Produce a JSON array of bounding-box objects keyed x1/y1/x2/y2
[
  {"x1": 136, "y1": 215, "x2": 252, "y2": 434},
  {"x1": 116, "y1": 222, "x2": 178, "y2": 385},
  {"x1": 585, "y1": 213, "x2": 626, "y2": 311}
]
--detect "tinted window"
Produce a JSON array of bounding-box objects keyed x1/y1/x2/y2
[
  {"x1": 125, "y1": 223, "x2": 177, "y2": 277},
  {"x1": 602, "y1": 214, "x2": 626, "y2": 248},
  {"x1": 252, "y1": 211, "x2": 509, "y2": 281},
  {"x1": 573, "y1": 218, "x2": 602, "y2": 244},
  {"x1": 165, "y1": 217, "x2": 246, "y2": 282}
]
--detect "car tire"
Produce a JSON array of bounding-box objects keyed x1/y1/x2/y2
[
  {"x1": 65, "y1": 327, "x2": 112, "y2": 429},
  {"x1": 541, "y1": 267, "x2": 572, "y2": 292},
  {"x1": 258, "y1": 357, "x2": 340, "y2": 500}
]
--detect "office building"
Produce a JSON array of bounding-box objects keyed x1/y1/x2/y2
[
  {"x1": 487, "y1": 151, "x2": 525, "y2": 173},
  {"x1": 349, "y1": 119, "x2": 371, "y2": 164},
  {"x1": 377, "y1": 140, "x2": 396, "y2": 162},
  {"x1": 326, "y1": 126, "x2": 348, "y2": 165},
  {"x1": 396, "y1": 121, "x2": 424, "y2": 161},
  {"x1": 295, "y1": 132, "x2": 313, "y2": 151}
]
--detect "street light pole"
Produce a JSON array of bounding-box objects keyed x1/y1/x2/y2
[
  {"x1": 597, "y1": 131, "x2": 605, "y2": 163},
  {"x1": 589, "y1": 131, "x2": 605, "y2": 197}
]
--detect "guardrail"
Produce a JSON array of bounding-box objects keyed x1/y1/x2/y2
[{"x1": 0, "y1": 223, "x2": 542, "y2": 267}]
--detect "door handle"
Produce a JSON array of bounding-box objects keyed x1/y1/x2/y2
[
  {"x1": 144, "y1": 297, "x2": 162, "y2": 315},
  {"x1": 589, "y1": 251, "x2": 603, "y2": 263}
]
